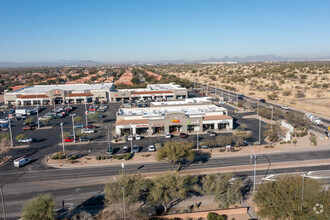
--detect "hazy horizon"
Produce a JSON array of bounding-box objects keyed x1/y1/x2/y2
[{"x1": 1, "y1": 0, "x2": 330, "y2": 62}]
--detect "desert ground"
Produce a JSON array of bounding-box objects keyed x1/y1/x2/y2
[{"x1": 149, "y1": 62, "x2": 330, "y2": 117}]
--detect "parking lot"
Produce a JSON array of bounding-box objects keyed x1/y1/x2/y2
[{"x1": 0, "y1": 91, "x2": 267, "y2": 171}]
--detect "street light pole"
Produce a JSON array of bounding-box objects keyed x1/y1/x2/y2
[
  {"x1": 122, "y1": 187, "x2": 126, "y2": 220},
  {"x1": 257, "y1": 99, "x2": 259, "y2": 116},
  {"x1": 0, "y1": 184, "x2": 6, "y2": 220},
  {"x1": 60, "y1": 122, "x2": 65, "y2": 155},
  {"x1": 259, "y1": 116, "x2": 261, "y2": 145},
  {"x1": 71, "y1": 114, "x2": 76, "y2": 143},
  {"x1": 271, "y1": 106, "x2": 274, "y2": 129},
  {"x1": 248, "y1": 144, "x2": 257, "y2": 194},
  {"x1": 8, "y1": 117, "x2": 13, "y2": 148}
]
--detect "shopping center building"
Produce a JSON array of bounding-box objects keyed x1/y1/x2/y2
[
  {"x1": 4, "y1": 82, "x2": 188, "y2": 106},
  {"x1": 109, "y1": 83, "x2": 188, "y2": 102},
  {"x1": 115, "y1": 97, "x2": 233, "y2": 136}
]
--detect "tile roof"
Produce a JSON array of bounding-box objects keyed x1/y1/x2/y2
[
  {"x1": 203, "y1": 115, "x2": 232, "y2": 120},
  {"x1": 116, "y1": 119, "x2": 149, "y2": 125}
]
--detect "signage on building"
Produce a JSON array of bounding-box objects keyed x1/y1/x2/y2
[
  {"x1": 55, "y1": 90, "x2": 60, "y2": 94},
  {"x1": 152, "y1": 124, "x2": 164, "y2": 126},
  {"x1": 136, "y1": 124, "x2": 149, "y2": 127},
  {"x1": 172, "y1": 119, "x2": 180, "y2": 123}
]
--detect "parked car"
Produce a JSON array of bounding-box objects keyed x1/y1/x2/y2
[
  {"x1": 22, "y1": 126, "x2": 33, "y2": 131},
  {"x1": 16, "y1": 115, "x2": 26, "y2": 120},
  {"x1": 135, "y1": 134, "x2": 141, "y2": 140},
  {"x1": 98, "y1": 114, "x2": 104, "y2": 118},
  {"x1": 207, "y1": 131, "x2": 217, "y2": 136},
  {"x1": 165, "y1": 133, "x2": 172, "y2": 139},
  {"x1": 199, "y1": 143, "x2": 209, "y2": 149},
  {"x1": 127, "y1": 135, "x2": 134, "y2": 141},
  {"x1": 64, "y1": 137, "x2": 75, "y2": 142},
  {"x1": 81, "y1": 128, "x2": 95, "y2": 134},
  {"x1": 180, "y1": 133, "x2": 188, "y2": 138},
  {"x1": 18, "y1": 138, "x2": 33, "y2": 143},
  {"x1": 52, "y1": 115, "x2": 62, "y2": 119},
  {"x1": 148, "y1": 145, "x2": 156, "y2": 152},
  {"x1": 0, "y1": 124, "x2": 9, "y2": 128},
  {"x1": 259, "y1": 99, "x2": 266, "y2": 103},
  {"x1": 122, "y1": 146, "x2": 129, "y2": 153},
  {"x1": 0, "y1": 119, "x2": 9, "y2": 124},
  {"x1": 74, "y1": 124, "x2": 85, "y2": 128},
  {"x1": 132, "y1": 145, "x2": 139, "y2": 153},
  {"x1": 79, "y1": 136, "x2": 93, "y2": 142},
  {"x1": 194, "y1": 136, "x2": 203, "y2": 141},
  {"x1": 282, "y1": 105, "x2": 289, "y2": 110},
  {"x1": 84, "y1": 125, "x2": 96, "y2": 129}
]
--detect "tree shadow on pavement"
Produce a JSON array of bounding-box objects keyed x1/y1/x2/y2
[{"x1": 57, "y1": 191, "x2": 105, "y2": 219}]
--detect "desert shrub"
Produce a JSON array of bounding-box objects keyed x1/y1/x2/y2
[
  {"x1": 282, "y1": 90, "x2": 292, "y2": 96},
  {"x1": 264, "y1": 145, "x2": 274, "y2": 148},
  {"x1": 267, "y1": 93, "x2": 278, "y2": 100},
  {"x1": 51, "y1": 152, "x2": 66, "y2": 160},
  {"x1": 322, "y1": 83, "x2": 329, "y2": 88},
  {"x1": 287, "y1": 140, "x2": 291, "y2": 144},
  {"x1": 95, "y1": 155, "x2": 101, "y2": 160},
  {"x1": 293, "y1": 139, "x2": 297, "y2": 144},
  {"x1": 309, "y1": 133, "x2": 317, "y2": 146},
  {"x1": 295, "y1": 91, "x2": 305, "y2": 98},
  {"x1": 280, "y1": 141, "x2": 286, "y2": 144}
]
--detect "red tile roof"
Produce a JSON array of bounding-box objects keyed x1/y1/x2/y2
[
  {"x1": 116, "y1": 119, "x2": 149, "y2": 125},
  {"x1": 68, "y1": 92, "x2": 94, "y2": 97},
  {"x1": 203, "y1": 115, "x2": 232, "y2": 120},
  {"x1": 17, "y1": 94, "x2": 49, "y2": 99},
  {"x1": 10, "y1": 86, "x2": 26, "y2": 91}
]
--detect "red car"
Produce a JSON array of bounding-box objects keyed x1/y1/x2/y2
[
  {"x1": 180, "y1": 133, "x2": 188, "y2": 138},
  {"x1": 64, "y1": 137, "x2": 74, "y2": 142},
  {"x1": 200, "y1": 93, "x2": 205, "y2": 96},
  {"x1": 22, "y1": 126, "x2": 33, "y2": 131},
  {"x1": 84, "y1": 125, "x2": 95, "y2": 129}
]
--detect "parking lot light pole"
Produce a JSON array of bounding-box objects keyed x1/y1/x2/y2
[
  {"x1": 259, "y1": 116, "x2": 261, "y2": 145},
  {"x1": 196, "y1": 120, "x2": 199, "y2": 149},
  {"x1": 36, "y1": 104, "x2": 40, "y2": 129},
  {"x1": 8, "y1": 117, "x2": 13, "y2": 148},
  {"x1": 60, "y1": 122, "x2": 65, "y2": 155},
  {"x1": 130, "y1": 123, "x2": 133, "y2": 152},
  {"x1": 71, "y1": 114, "x2": 76, "y2": 143},
  {"x1": 84, "y1": 103, "x2": 88, "y2": 126}
]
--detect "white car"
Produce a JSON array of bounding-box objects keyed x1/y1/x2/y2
[
  {"x1": 135, "y1": 135, "x2": 141, "y2": 140},
  {"x1": 148, "y1": 145, "x2": 156, "y2": 152},
  {"x1": 81, "y1": 128, "x2": 95, "y2": 134},
  {"x1": 18, "y1": 138, "x2": 33, "y2": 143},
  {"x1": 128, "y1": 135, "x2": 134, "y2": 141},
  {"x1": 0, "y1": 119, "x2": 9, "y2": 124},
  {"x1": 282, "y1": 105, "x2": 289, "y2": 110},
  {"x1": 165, "y1": 133, "x2": 172, "y2": 139}
]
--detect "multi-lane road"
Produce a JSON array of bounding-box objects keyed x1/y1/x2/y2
[{"x1": 1, "y1": 148, "x2": 330, "y2": 219}]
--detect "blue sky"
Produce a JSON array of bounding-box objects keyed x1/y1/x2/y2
[{"x1": 0, "y1": 0, "x2": 330, "y2": 62}]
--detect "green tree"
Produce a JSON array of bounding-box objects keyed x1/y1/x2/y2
[
  {"x1": 131, "y1": 76, "x2": 140, "y2": 85},
  {"x1": 74, "y1": 116, "x2": 82, "y2": 124},
  {"x1": 22, "y1": 194, "x2": 55, "y2": 220},
  {"x1": 87, "y1": 112, "x2": 100, "y2": 122},
  {"x1": 201, "y1": 173, "x2": 243, "y2": 209},
  {"x1": 216, "y1": 135, "x2": 233, "y2": 147},
  {"x1": 16, "y1": 133, "x2": 26, "y2": 141},
  {"x1": 155, "y1": 141, "x2": 195, "y2": 171},
  {"x1": 254, "y1": 174, "x2": 329, "y2": 219},
  {"x1": 263, "y1": 123, "x2": 284, "y2": 142},
  {"x1": 207, "y1": 212, "x2": 227, "y2": 220},
  {"x1": 24, "y1": 117, "x2": 35, "y2": 125},
  {"x1": 149, "y1": 172, "x2": 198, "y2": 214},
  {"x1": 285, "y1": 112, "x2": 310, "y2": 128},
  {"x1": 104, "y1": 172, "x2": 149, "y2": 218}
]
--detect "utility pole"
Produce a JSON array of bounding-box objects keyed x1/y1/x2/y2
[
  {"x1": 60, "y1": 123, "x2": 65, "y2": 155},
  {"x1": 0, "y1": 185, "x2": 6, "y2": 220},
  {"x1": 8, "y1": 118, "x2": 13, "y2": 148},
  {"x1": 130, "y1": 123, "x2": 133, "y2": 152}
]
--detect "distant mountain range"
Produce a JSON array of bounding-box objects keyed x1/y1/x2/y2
[{"x1": 1, "y1": 55, "x2": 330, "y2": 67}]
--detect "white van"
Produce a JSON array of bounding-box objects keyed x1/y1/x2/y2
[{"x1": 14, "y1": 156, "x2": 31, "y2": 167}]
